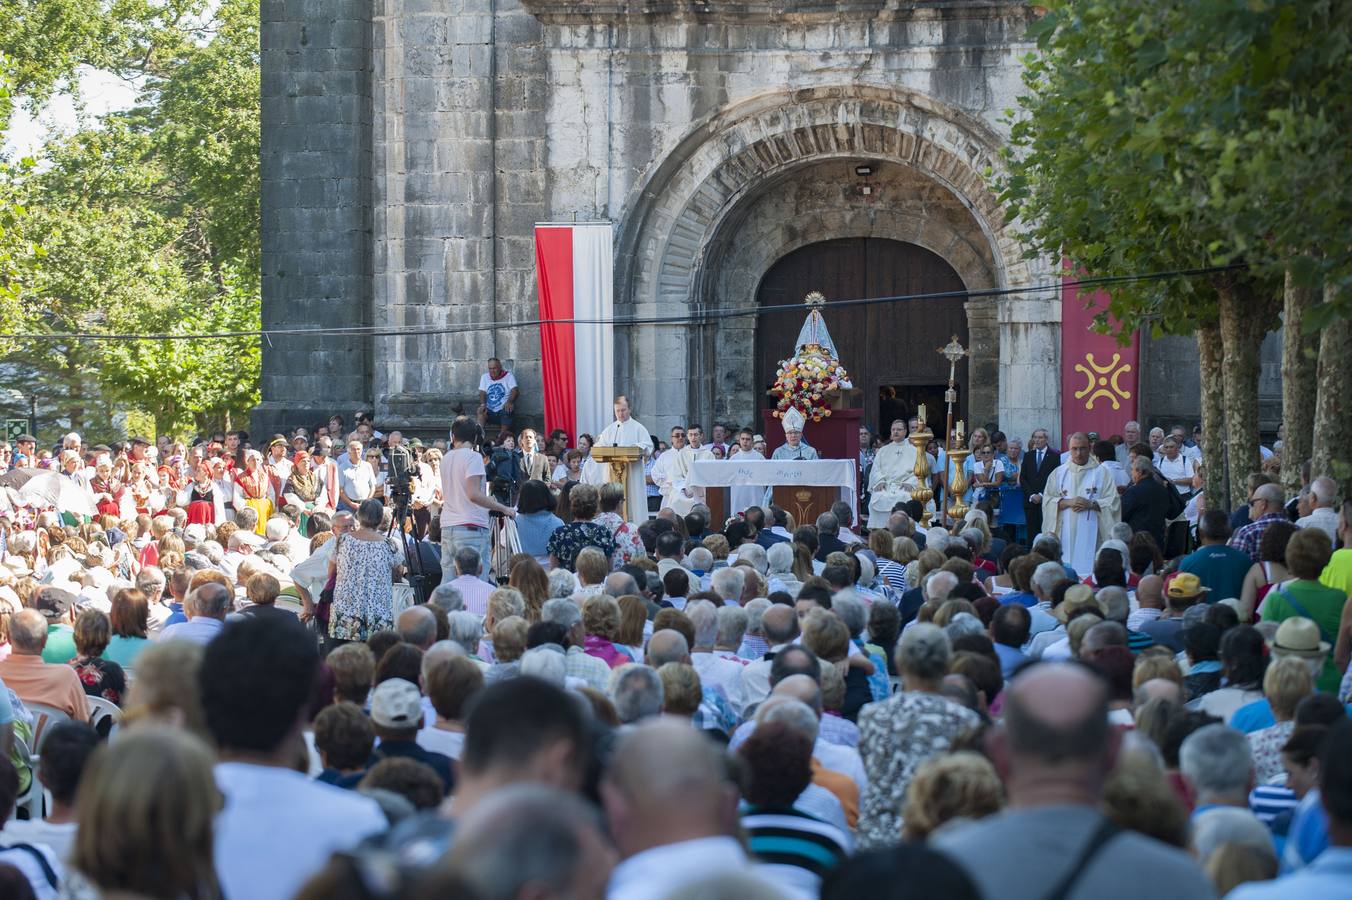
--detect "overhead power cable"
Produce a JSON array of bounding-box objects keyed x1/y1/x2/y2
[{"x1": 0, "y1": 262, "x2": 1243, "y2": 343}]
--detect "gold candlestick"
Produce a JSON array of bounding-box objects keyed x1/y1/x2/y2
[
  {"x1": 947, "y1": 443, "x2": 973, "y2": 524},
  {"x1": 909, "y1": 415, "x2": 934, "y2": 528},
  {"x1": 937, "y1": 336, "x2": 970, "y2": 529}
]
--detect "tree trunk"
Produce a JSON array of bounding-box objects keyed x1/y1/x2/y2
[
  {"x1": 1279, "y1": 268, "x2": 1318, "y2": 494},
  {"x1": 1312, "y1": 284, "x2": 1352, "y2": 495},
  {"x1": 1217, "y1": 277, "x2": 1274, "y2": 510},
  {"x1": 1197, "y1": 321, "x2": 1226, "y2": 507}
]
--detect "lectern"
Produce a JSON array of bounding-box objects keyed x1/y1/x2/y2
[{"x1": 589, "y1": 445, "x2": 646, "y2": 523}]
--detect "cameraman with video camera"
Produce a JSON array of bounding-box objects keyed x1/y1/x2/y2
[
  {"x1": 486, "y1": 432, "x2": 523, "y2": 506},
  {"x1": 441, "y1": 417, "x2": 515, "y2": 585}
]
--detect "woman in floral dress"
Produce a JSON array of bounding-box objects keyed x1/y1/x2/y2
[
  {"x1": 546, "y1": 484, "x2": 618, "y2": 572},
  {"x1": 327, "y1": 499, "x2": 402, "y2": 644},
  {"x1": 594, "y1": 482, "x2": 645, "y2": 569},
  {"x1": 70, "y1": 609, "x2": 126, "y2": 707}
]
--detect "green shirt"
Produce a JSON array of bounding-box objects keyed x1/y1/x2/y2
[
  {"x1": 1178, "y1": 543, "x2": 1253, "y2": 603},
  {"x1": 1262, "y1": 579, "x2": 1346, "y2": 693},
  {"x1": 1320, "y1": 548, "x2": 1352, "y2": 596},
  {"x1": 40, "y1": 624, "x2": 79, "y2": 665}
]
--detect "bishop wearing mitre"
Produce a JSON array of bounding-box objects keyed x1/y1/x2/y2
[
  {"x1": 1041, "y1": 432, "x2": 1121, "y2": 575},
  {"x1": 866, "y1": 419, "x2": 926, "y2": 528}
]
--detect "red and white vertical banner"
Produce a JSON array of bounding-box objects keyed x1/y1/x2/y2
[
  {"x1": 1060, "y1": 261, "x2": 1140, "y2": 441},
  {"x1": 534, "y1": 222, "x2": 615, "y2": 442}
]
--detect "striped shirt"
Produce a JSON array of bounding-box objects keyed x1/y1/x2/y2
[
  {"x1": 1250, "y1": 784, "x2": 1298, "y2": 826},
  {"x1": 877, "y1": 559, "x2": 908, "y2": 595},
  {"x1": 740, "y1": 804, "x2": 850, "y2": 896}
]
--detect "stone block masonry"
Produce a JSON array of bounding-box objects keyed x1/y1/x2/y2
[
  {"x1": 260, "y1": 2, "x2": 1212, "y2": 444},
  {"x1": 255, "y1": 0, "x2": 373, "y2": 438}
]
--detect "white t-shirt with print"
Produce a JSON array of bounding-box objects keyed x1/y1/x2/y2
[{"x1": 478, "y1": 371, "x2": 518, "y2": 412}]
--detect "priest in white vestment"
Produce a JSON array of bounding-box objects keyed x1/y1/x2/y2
[
  {"x1": 1041, "y1": 432, "x2": 1121, "y2": 575},
  {"x1": 654, "y1": 425, "x2": 697, "y2": 515},
  {"x1": 867, "y1": 420, "x2": 926, "y2": 528},
  {"x1": 727, "y1": 428, "x2": 766, "y2": 514},
  {"x1": 586, "y1": 395, "x2": 653, "y2": 513}
]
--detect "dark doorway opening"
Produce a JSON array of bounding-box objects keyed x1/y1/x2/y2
[
  {"x1": 878, "y1": 384, "x2": 952, "y2": 437},
  {"x1": 755, "y1": 238, "x2": 969, "y2": 432}
]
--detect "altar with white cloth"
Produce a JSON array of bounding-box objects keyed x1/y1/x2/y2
[{"x1": 686, "y1": 459, "x2": 856, "y2": 528}]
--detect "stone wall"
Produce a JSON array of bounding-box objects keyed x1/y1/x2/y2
[
  {"x1": 258, "y1": 1, "x2": 1082, "y2": 442},
  {"x1": 255, "y1": 0, "x2": 374, "y2": 437},
  {"x1": 1141, "y1": 331, "x2": 1283, "y2": 437},
  {"x1": 370, "y1": 0, "x2": 548, "y2": 429}
]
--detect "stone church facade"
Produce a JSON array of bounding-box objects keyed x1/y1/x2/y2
[{"x1": 256, "y1": 1, "x2": 1247, "y2": 442}]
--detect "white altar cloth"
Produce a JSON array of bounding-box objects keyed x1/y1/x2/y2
[{"x1": 686, "y1": 459, "x2": 857, "y2": 509}]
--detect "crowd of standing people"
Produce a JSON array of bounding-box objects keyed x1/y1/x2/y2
[{"x1": 0, "y1": 382, "x2": 1346, "y2": 900}]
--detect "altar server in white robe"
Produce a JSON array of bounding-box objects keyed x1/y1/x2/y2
[
  {"x1": 586, "y1": 395, "x2": 652, "y2": 511},
  {"x1": 654, "y1": 425, "x2": 697, "y2": 515},
  {"x1": 867, "y1": 419, "x2": 925, "y2": 528},
  {"x1": 727, "y1": 427, "x2": 767, "y2": 515},
  {"x1": 681, "y1": 424, "x2": 716, "y2": 509},
  {"x1": 1041, "y1": 432, "x2": 1121, "y2": 575}
]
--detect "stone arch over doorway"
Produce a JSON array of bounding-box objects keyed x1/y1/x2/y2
[
  {"x1": 753, "y1": 237, "x2": 972, "y2": 433},
  {"x1": 614, "y1": 84, "x2": 1031, "y2": 436},
  {"x1": 703, "y1": 158, "x2": 996, "y2": 428}
]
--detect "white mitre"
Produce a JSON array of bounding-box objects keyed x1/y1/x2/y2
[{"x1": 781, "y1": 407, "x2": 806, "y2": 433}]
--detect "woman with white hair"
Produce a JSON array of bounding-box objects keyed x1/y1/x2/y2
[
  {"x1": 852, "y1": 553, "x2": 884, "y2": 605},
  {"x1": 766, "y1": 541, "x2": 801, "y2": 598},
  {"x1": 546, "y1": 567, "x2": 577, "y2": 599}
]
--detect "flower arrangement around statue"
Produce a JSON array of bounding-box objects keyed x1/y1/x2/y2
[{"x1": 771, "y1": 342, "x2": 854, "y2": 424}]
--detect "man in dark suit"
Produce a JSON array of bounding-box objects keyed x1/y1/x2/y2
[
  {"x1": 1020, "y1": 427, "x2": 1060, "y2": 537},
  {"x1": 747, "y1": 506, "x2": 789, "y2": 549},
  {"x1": 1120, "y1": 455, "x2": 1173, "y2": 549}
]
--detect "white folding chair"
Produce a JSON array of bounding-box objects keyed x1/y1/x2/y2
[
  {"x1": 86, "y1": 696, "x2": 122, "y2": 734},
  {"x1": 275, "y1": 596, "x2": 305, "y2": 616},
  {"x1": 24, "y1": 703, "x2": 71, "y2": 754},
  {"x1": 10, "y1": 734, "x2": 42, "y2": 821}
]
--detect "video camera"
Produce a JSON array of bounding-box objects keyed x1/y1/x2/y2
[{"x1": 386, "y1": 442, "x2": 416, "y2": 505}]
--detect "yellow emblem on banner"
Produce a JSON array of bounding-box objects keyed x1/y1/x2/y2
[{"x1": 1073, "y1": 353, "x2": 1132, "y2": 410}]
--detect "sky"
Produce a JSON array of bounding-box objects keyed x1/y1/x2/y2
[{"x1": 4, "y1": 66, "x2": 142, "y2": 161}]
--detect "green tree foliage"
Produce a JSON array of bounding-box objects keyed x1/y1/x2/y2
[
  {"x1": 998, "y1": 0, "x2": 1350, "y2": 505},
  {"x1": 1, "y1": 0, "x2": 260, "y2": 438},
  {"x1": 0, "y1": 70, "x2": 37, "y2": 334},
  {"x1": 2, "y1": 0, "x2": 220, "y2": 102}
]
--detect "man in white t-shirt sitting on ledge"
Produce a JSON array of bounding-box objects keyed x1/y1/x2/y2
[{"x1": 477, "y1": 357, "x2": 519, "y2": 435}]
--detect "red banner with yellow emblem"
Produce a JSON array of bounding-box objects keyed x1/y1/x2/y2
[{"x1": 1060, "y1": 266, "x2": 1140, "y2": 441}]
